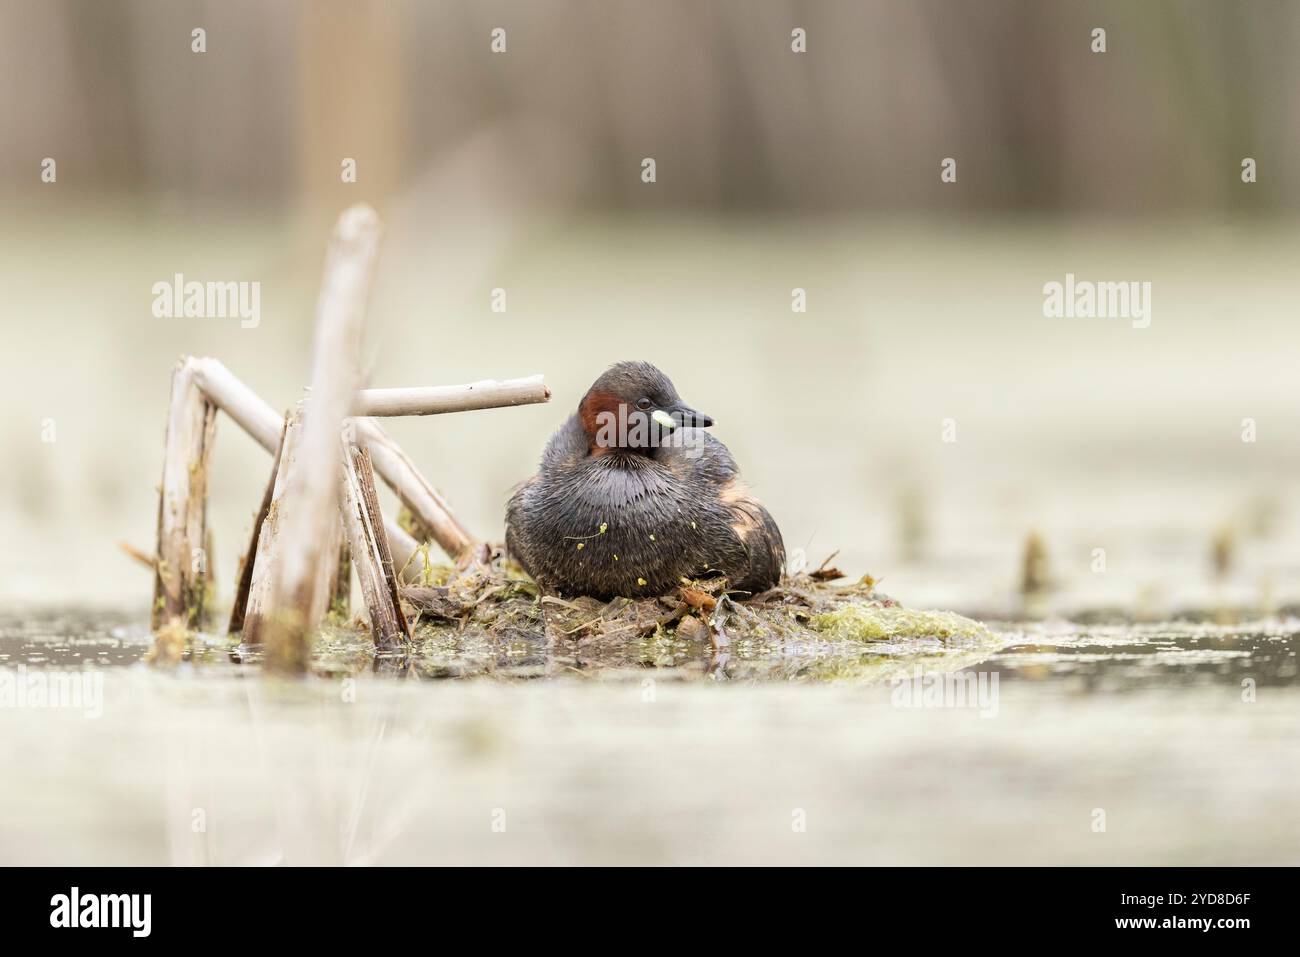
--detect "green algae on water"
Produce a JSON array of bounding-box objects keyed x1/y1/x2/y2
[{"x1": 810, "y1": 602, "x2": 992, "y2": 644}]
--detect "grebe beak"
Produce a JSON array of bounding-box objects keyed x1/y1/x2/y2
[{"x1": 666, "y1": 404, "x2": 713, "y2": 429}]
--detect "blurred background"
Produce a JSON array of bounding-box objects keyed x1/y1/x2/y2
[{"x1": 3, "y1": 0, "x2": 1299, "y2": 615}]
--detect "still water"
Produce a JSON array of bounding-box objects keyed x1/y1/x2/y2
[{"x1": 1, "y1": 608, "x2": 1296, "y2": 865}]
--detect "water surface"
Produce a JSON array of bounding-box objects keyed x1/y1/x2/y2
[{"x1": 2, "y1": 609, "x2": 1295, "y2": 865}]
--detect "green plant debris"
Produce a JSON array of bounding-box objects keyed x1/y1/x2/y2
[
  {"x1": 810, "y1": 602, "x2": 992, "y2": 644},
  {"x1": 362, "y1": 549, "x2": 1008, "y2": 682}
]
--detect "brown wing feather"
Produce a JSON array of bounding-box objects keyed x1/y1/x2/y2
[{"x1": 719, "y1": 479, "x2": 785, "y2": 594}]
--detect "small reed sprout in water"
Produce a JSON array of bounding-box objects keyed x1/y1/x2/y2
[
  {"x1": 1021, "y1": 531, "x2": 1051, "y2": 597},
  {"x1": 1211, "y1": 525, "x2": 1235, "y2": 581}
]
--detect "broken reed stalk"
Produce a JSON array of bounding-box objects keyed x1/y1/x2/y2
[
  {"x1": 354, "y1": 375, "x2": 550, "y2": 417},
  {"x1": 242, "y1": 406, "x2": 346, "y2": 648},
  {"x1": 151, "y1": 357, "x2": 218, "y2": 630},
  {"x1": 354, "y1": 417, "x2": 476, "y2": 560},
  {"x1": 319, "y1": 518, "x2": 346, "y2": 620},
  {"x1": 332, "y1": 540, "x2": 352, "y2": 618},
  {"x1": 190, "y1": 356, "x2": 453, "y2": 569},
  {"x1": 261, "y1": 205, "x2": 383, "y2": 673},
  {"x1": 242, "y1": 407, "x2": 301, "y2": 644},
  {"x1": 228, "y1": 416, "x2": 288, "y2": 635},
  {"x1": 340, "y1": 443, "x2": 409, "y2": 649},
  {"x1": 358, "y1": 448, "x2": 410, "y2": 642},
  {"x1": 190, "y1": 356, "x2": 283, "y2": 453},
  {"x1": 202, "y1": 528, "x2": 218, "y2": 628},
  {"x1": 150, "y1": 214, "x2": 552, "y2": 656}
]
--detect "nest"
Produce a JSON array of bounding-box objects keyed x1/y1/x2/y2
[{"x1": 376, "y1": 547, "x2": 1000, "y2": 680}]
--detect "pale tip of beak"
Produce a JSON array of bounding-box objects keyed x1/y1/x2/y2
[{"x1": 651, "y1": 409, "x2": 677, "y2": 430}]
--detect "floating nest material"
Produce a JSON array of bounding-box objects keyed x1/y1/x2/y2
[{"x1": 371, "y1": 546, "x2": 1002, "y2": 680}]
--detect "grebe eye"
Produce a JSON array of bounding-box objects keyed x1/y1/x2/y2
[{"x1": 636, "y1": 397, "x2": 652, "y2": 411}]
